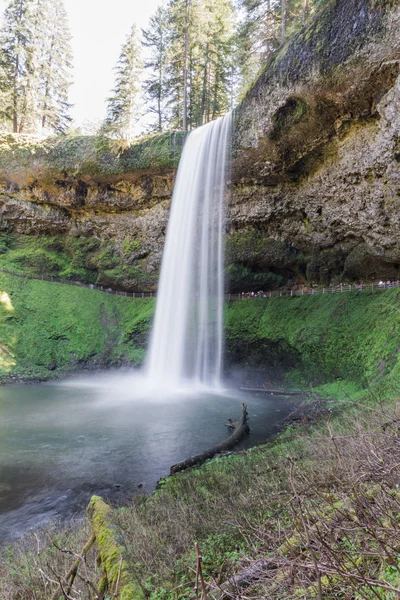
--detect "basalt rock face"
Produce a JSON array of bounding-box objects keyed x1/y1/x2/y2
[
  {"x1": 1, "y1": 0, "x2": 400, "y2": 291},
  {"x1": 0, "y1": 135, "x2": 179, "y2": 290},
  {"x1": 230, "y1": 0, "x2": 400, "y2": 288}
]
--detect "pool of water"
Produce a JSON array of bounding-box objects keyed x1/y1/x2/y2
[{"x1": 0, "y1": 370, "x2": 296, "y2": 542}]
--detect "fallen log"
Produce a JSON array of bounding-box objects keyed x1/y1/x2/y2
[
  {"x1": 87, "y1": 496, "x2": 146, "y2": 599},
  {"x1": 170, "y1": 403, "x2": 250, "y2": 475},
  {"x1": 240, "y1": 387, "x2": 306, "y2": 396}
]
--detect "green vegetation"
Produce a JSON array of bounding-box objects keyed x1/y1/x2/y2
[
  {"x1": 225, "y1": 290, "x2": 400, "y2": 390},
  {"x1": 0, "y1": 233, "x2": 158, "y2": 290},
  {"x1": 0, "y1": 131, "x2": 185, "y2": 179},
  {"x1": 1, "y1": 267, "x2": 399, "y2": 393},
  {"x1": 0, "y1": 0, "x2": 72, "y2": 135},
  {"x1": 0, "y1": 271, "x2": 154, "y2": 380}
]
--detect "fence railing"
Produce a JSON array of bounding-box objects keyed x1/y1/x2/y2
[
  {"x1": 1, "y1": 267, "x2": 399, "y2": 300},
  {"x1": 225, "y1": 281, "x2": 400, "y2": 300},
  {"x1": 0, "y1": 268, "x2": 156, "y2": 298}
]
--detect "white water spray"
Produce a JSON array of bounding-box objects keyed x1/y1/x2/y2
[{"x1": 146, "y1": 113, "x2": 232, "y2": 391}]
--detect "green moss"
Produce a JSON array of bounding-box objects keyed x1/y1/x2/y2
[
  {"x1": 225, "y1": 290, "x2": 400, "y2": 389},
  {"x1": 0, "y1": 272, "x2": 154, "y2": 380},
  {"x1": 87, "y1": 496, "x2": 144, "y2": 599},
  {"x1": 0, "y1": 130, "x2": 185, "y2": 181},
  {"x1": 270, "y1": 97, "x2": 310, "y2": 141},
  {"x1": 0, "y1": 233, "x2": 157, "y2": 290}
]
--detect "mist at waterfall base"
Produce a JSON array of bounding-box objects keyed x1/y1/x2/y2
[{"x1": 0, "y1": 116, "x2": 297, "y2": 542}]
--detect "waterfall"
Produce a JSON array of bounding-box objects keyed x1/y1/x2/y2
[{"x1": 146, "y1": 113, "x2": 232, "y2": 390}]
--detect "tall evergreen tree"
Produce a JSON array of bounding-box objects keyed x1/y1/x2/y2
[
  {"x1": 164, "y1": 0, "x2": 235, "y2": 131},
  {"x1": 142, "y1": 6, "x2": 169, "y2": 132},
  {"x1": 39, "y1": 0, "x2": 73, "y2": 133},
  {"x1": 105, "y1": 24, "x2": 143, "y2": 141},
  {"x1": 0, "y1": 0, "x2": 34, "y2": 132},
  {"x1": 0, "y1": 0, "x2": 73, "y2": 134},
  {"x1": 165, "y1": 0, "x2": 192, "y2": 130}
]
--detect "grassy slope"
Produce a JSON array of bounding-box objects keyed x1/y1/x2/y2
[
  {"x1": 1, "y1": 271, "x2": 400, "y2": 390},
  {"x1": 0, "y1": 272, "x2": 155, "y2": 380},
  {"x1": 225, "y1": 290, "x2": 400, "y2": 392}
]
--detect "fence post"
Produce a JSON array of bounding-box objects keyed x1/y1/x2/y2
[
  {"x1": 371, "y1": 283, "x2": 374, "y2": 290},
  {"x1": 291, "y1": 289, "x2": 293, "y2": 297},
  {"x1": 340, "y1": 283, "x2": 343, "y2": 292}
]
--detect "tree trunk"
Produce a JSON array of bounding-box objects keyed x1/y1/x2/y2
[
  {"x1": 182, "y1": 0, "x2": 191, "y2": 132},
  {"x1": 281, "y1": 0, "x2": 287, "y2": 40},
  {"x1": 302, "y1": 0, "x2": 308, "y2": 24},
  {"x1": 201, "y1": 47, "x2": 209, "y2": 126},
  {"x1": 13, "y1": 56, "x2": 19, "y2": 133},
  {"x1": 87, "y1": 496, "x2": 145, "y2": 599},
  {"x1": 170, "y1": 404, "x2": 250, "y2": 475},
  {"x1": 209, "y1": 559, "x2": 277, "y2": 599}
]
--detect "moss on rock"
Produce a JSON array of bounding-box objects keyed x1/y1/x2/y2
[{"x1": 0, "y1": 131, "x2": 186, "y2": 184}]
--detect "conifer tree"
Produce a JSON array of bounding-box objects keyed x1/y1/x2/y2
[
  {"x1": 39, "y1": 0, "x2": 73, "y2": 133},
  {"x1": 142, "y1": 6, "x2": 169, "y2": 132},
  {"x1": 105, "y1": 24, "x2": 143, "y2": 141},
  {"x1": 165, "y1": 0, "x2": 192, "y2": 130},
  {"x1": 0, "y1": 0, "x2": 34, "y2": 132},
  {"x1": 164, "y1": 0, "x2": 235, "y2": 130},
  {"x1": 0, "y1": 0, "x2": 73, "y2": 134}
]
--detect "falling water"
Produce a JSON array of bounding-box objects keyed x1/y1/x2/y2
[{"x1": 146, "y1": 113, "x2": 232, "y2": 390}]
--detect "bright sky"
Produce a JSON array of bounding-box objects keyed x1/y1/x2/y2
[{"x1": 0, "y1": 0, "x2": 162, "y2": 127}]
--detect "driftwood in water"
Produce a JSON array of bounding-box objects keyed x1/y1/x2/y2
[
  {"x1": 170, "y1": 403, "x2": 250, "y2": 475},
  {"x1": 240, "y1": 387, "x2": 306, "y2": 396}
]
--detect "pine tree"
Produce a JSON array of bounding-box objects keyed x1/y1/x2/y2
[
  {"x1": 0, "y1": 0, "x2": 34, "y2": 132},
  {"x1": 142, "y1": 6, "x2": 169, "y2": 132},
  {"x1": 164, "y1": 0, "x2": 235, "y2": 131},
  {"x1": 202, "y1": 0, "x2": 236, "y2": 122},
  {"x1": 165, "y1": 0, "x2": 192, "y2": 130},
  {"x1": 38, "y1": 0, "x2": 73, "y2": 133},
  {"x1": 0, "y1": 0, "x2": 73, "y2": 134},
  {"x1": 105, "y1": 24, "x2": 143, "y2": 141}
]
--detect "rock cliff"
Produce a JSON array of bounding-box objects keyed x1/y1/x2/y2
[{"x1": 0, "y1": 0, "x2": 399, "y2": 291}]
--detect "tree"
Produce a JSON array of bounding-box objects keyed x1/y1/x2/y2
[
  {"x1": 0, "y1": 0, "x2": 73, "y2": 134},
  {"x1": 0, "y1": 0, "x2": 34, "y2": 132},
  {"x1": 142, "y1": 6, "x2": 169, "y2": 132},
  {"x1": 39, "y1": 0, "x2": 73, "y2": 133},
  {"x1": 105, "y1": 24, "x2": 143, "y2": 141},
  {"x1": 164, "y1": 0, "x2": 192, "y2": 130},
  {"x1": 163, "y1": 0, "x2": 235, "y2": 130},
  {"x1": 281, "y1": 0, "x2": 286, "y2": 39}
]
